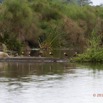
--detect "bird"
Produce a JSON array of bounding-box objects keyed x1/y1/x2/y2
[
  {"x1": 39, "y1": 51, "x2": 43, "y2": 57},
  {"x1": 28, "y1": 51, "x2": 30, "y2": 54},
  {"x1": 22, "y1": 52, "x2": 24, "y2": 54},
  {"x1": 73, "y1": 52, "x2": 77, "y2": 57},
  {"x1": 15, "y1": 53, "x2": 18, "y2": 57},
  {"x1": 49, "y1": 52, "x2": 53, "y2": 55},
  {"x1": 64, "y1": 52, "x2": 68, "y2": 57}
]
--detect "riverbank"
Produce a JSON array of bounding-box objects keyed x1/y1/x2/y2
[{"x1": 0, "y1": 57, "x2": 69, "y2": 63}]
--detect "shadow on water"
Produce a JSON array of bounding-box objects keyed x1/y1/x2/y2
[
  {"x1": 0, "y1": 62, "x2": 103, "y2": 81},
  {"x1": 0, "y1": 62, "x2": 76, "y2": 78},
  {"x1": 1, "y1": 62, "x2": 103, "y2": 79}
]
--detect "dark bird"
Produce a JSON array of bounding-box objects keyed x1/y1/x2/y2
[{"x1": 64, "y1": 52, "x2": 68, "y2": 57}]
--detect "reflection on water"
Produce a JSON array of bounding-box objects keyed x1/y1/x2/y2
[
  {"x1": 0, "y1": 62, "x2": 103, "y2": 103},
  {"x1": 0, "y1": 62, "x2": 76, "y2": 77}
]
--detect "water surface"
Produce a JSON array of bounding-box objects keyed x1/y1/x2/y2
[{"x1": 0, "y1": 62, "x2": 103, "y2": 103}]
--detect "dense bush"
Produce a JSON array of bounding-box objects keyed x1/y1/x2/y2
[
  {"x1": 0, "y1": 0, "x2": 103, "y2": 56},
  {"x1": 73, "y1": 29, "x2": 103, "y2": 62},
  {"x1": 74, "y1": 48, "x2": 103, "y2": 62}
]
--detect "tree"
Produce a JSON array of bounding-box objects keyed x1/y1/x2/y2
[
  {"x1": 77, "y1": 0, "x2": 92, "y2": 6},
  {"x1": 3, "y1": 0, "x2": 33, "y2": 39},
  {"x1": 1, "y1": 0, "x2": 35, "y2": 52},
  {"x1": 63, "y1": 0, "x2": 92, "y2": 6}
]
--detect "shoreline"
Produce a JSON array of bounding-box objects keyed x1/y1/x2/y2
[{"x1": 0, "y1": 57, "x2": 69, "y2": 63}]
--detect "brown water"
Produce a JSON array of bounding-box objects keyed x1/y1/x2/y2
[{"x1": 0, "y1": 62, "x2": 103, "y2": 103}]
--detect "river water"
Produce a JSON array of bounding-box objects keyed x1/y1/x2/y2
[{"x1": 0, "y1": 62, "x2": 103, "y2": 103}]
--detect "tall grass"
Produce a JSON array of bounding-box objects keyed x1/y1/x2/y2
[{"x1": 74, "y1": 28, "x2": 103, "y2": 62}]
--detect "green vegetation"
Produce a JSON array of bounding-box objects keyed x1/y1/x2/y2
[
  {"x1": 74, "y1": 28, "x2": 103, "y2": 62},
  {"x1": 0, "y1": 0, "x2": 103, "y2": 59}
]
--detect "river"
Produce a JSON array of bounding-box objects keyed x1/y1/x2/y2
[{"x1": 0, "y1": 62, "x2": 102, "y2": 103}]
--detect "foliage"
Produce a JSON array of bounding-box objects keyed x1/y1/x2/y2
[
  {"x1": 73, "y1": 29, "x2": 103, "y2": 62},
  {"x1": 0, "y1": 0, "x2": 103, "y2": 57},
  {"x1": 74, "y1": 48, "x2": 103, "y2": 62},
  {"x1": 61, "y1": 0, "x2": 92, "y2": 6}
]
